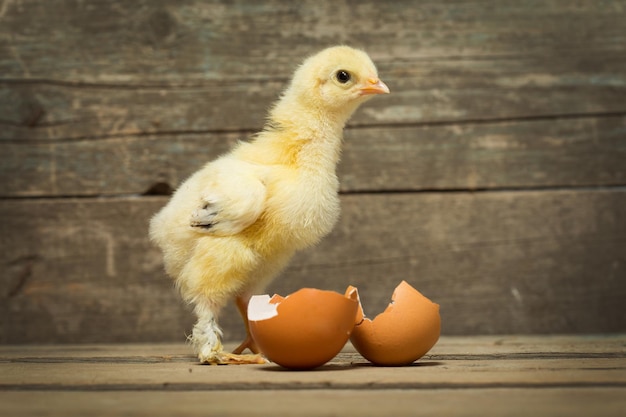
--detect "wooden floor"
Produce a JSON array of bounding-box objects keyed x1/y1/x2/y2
[{"x1": 1, "y1": 335, "x2": 624, "y2": 416}]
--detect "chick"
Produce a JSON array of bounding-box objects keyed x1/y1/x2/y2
[{"x1": 149, "y1": 45, "x2": 389, "y2": 364}]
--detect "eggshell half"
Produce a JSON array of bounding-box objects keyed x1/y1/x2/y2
[
  {"x1": 348, "y1": 281, "x2": 440, "y2": 366},
  {"x1": 248, "y1": 288, "x2": 359, "y2": 370}
]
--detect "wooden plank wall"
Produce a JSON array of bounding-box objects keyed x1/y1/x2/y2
[{"x1": 1, "y1": 0, "x2": 625, "y2": 343}]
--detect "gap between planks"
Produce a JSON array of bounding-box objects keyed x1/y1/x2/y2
[{"x1": 2, "y1": 184, "x2": 626, "y2": 201}]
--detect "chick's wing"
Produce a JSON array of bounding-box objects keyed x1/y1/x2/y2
[{"x1": 190, "y1": 158, "x2": 267, "y2": 236}]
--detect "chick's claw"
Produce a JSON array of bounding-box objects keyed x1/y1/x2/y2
[{"x1": 190, "y1": 205, "x2": 219, "y2": 230}]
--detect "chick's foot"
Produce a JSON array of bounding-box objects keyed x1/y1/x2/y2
[
  {"x1": 190, "y1": 313, "x2": 224, "y2": 363},
  {"x1": 190, "y1": 310, "x2": 267, "y2": 365}
]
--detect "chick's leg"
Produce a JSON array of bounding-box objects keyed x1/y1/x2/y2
[
  {"x1": 190, "y1": 299, "x2": 266, "y2": 365},
  {"x1": 190, "y1": 300, "x2": 224, "y2": 364},
  {"x1": 232, "y1": 295, "x2": 260, "y2": 355}
]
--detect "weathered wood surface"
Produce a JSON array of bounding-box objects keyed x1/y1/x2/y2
[
  {"x1": 3, "y1": 116, "x2": 626, "y2": 197},
  {"x1": 1, "y1": 336, "x2": 625, "y2": 416},
  {"x1": 3, "y1": 53, "x2": 625, "y2": 141},
  {"x1": 2, "y1": 190, "x2": 625, "y2": 343},
  {"x1": 1, "y1": 0, "x2": 626, "y2": 343},
  {"x1": 3, "y1": 388, "x2": 626, "y2": 417},
  {"x1": 1, "y1": 0, "x2": 625, "y2": 141}
]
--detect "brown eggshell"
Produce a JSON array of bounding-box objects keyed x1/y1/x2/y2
[
  {"x1": 248, "y1": 288, "x2": 359, "y2": 370},
  {"x1": 348, "y1": 281, "x2": 440, "y2": 366}
]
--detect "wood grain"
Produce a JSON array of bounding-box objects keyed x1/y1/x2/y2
[
  {"x1": 3, "y1": 389, "x2": 626, "y2": 417},
  {"x1": 1, "y1": 0, "x2": 625, "y2": 343},
  {"x1": 1, "y1": 0, "x2": 625, "y2": 140},
  {"x1": 2, "y1": 190, "x2": 624, "y2": 343},
  {"x1": 2, "y1": 116, "x2": 625, "y2": 197},
  {"x1": 1, "y1": 355, "x2": 624, "y2": 389},
  {"x1": 1, "y1": 337, "x2": 624, "y2": 417},
  {"x1": 2, "y1": 53, "x2": 625, "y2": 141},
  {"x1": 4, "y1": 0, "x2": 625, "y2": 80},
  {"x1": 341, "y1": 117, "x2": 626, "y2": 192}
]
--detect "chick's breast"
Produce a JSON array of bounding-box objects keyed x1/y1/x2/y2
[{"x1": 243, "y1": 165, "x2": 340, "y2": 256}]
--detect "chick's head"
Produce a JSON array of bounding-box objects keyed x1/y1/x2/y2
[{"x1": 288, "y1": 45, "x2": 389, "y2": 117}]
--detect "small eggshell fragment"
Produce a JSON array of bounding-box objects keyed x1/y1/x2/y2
[
  {"x1": 348, "y1": 281, "x2": 440, "y2": 366},
  {"x1": 248, "y1": 288, "x2": 359, "y2": 370}
]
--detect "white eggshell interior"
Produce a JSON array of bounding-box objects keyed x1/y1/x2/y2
[{"x1": 248, "y1": 294, "x2": 279, "y2": 321}]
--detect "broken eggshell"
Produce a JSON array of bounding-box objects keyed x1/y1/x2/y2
[
  {"x1": 347, "y1": 281, "x2": 440, "y2": 366},
  {"x1": 248, "y1": 288, "x2": 359, "y2": 370}
]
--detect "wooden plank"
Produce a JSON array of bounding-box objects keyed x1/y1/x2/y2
[
  {"x1": 341, "y1": 116, "x2": 626, "y2": 192},
  {"x1": 0, "y1": 198, "x2": 195, "y2": 343},
  {"x1": 3, "y1": 116, "x2": 625, "y2": 197},
  {"x1": 2, "y1": 53, "x2": 625, "y2": 141},
  {"x1": 3, "y1": 356, "x2": 623, "y2": 388},
  {"x1": 1, "y1": 190, "x2": 625, "y2": 343},
  {"x1": 0, "y1": 80, "x2": 277, "y2": 141},
  {"x1": 2, "y1": 0, "x2": 624, "y2": 80},
  {"x1": 1, "y1": 1, "x2": 625, "y2": 140},
  {"x1": 1, "y1": 337, "x2": 625, "y2": 389},
  {"x1": 1, "y1": 337, "x2": 624, "y2": 416},
  {"x1": 0, "y1": 132, "x2": 237, "y2": 197},
  {"x1": 2, "y1": 389, "x2": 626, "y2": 417}
]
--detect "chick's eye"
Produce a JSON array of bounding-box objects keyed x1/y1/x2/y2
[{"x1": 336, "y1": 70, "x2": 351, "y2": 84}]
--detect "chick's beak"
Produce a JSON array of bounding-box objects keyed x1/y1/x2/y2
[{"x1": 360, "y1": 77, "x2": 390, "y2": 95}]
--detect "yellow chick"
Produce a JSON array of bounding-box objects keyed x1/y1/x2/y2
[{"x1": 149, "y1": 45, "x2": 389, "y2": 364}]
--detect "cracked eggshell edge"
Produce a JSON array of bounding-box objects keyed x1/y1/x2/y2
[{"x1": 346, "y1": 280, "x2": 441, "y2": 366}]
